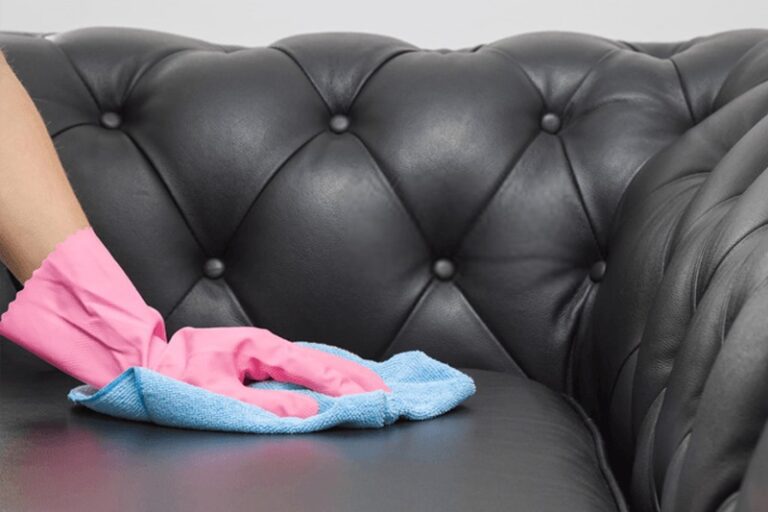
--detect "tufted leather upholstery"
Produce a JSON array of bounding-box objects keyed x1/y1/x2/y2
[{"x1": 3, "y1": 27, "x2": 768, "y2": 511}]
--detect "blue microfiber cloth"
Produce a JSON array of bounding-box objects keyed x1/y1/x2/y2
[{"x1": 67, "y1": 342, "x2": 476, "y2": 433}]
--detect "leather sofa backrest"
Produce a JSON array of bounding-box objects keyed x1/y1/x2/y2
[{"x1": 3, "y1": 27, "x2": 768, "y2": 512}]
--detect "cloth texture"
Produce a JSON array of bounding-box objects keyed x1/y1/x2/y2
[{"x1": 68, "y1": 342, "x2": 476, "y2": 433}]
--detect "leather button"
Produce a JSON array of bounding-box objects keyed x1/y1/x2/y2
[
  {"x1": 329, "y1": 114, "x2": 350, "y2": 133},
  {"x1": 589, "y1": 261, "x2": 606, "y2": 282},
  {"x1": 432, "y1": 258, "x2": 455, "y2": 280},
  {"x1": 100, "y1": 111, "x2": 122, "y2": 129},
  {"x1": 203, "y1": 258, "x2": 225, "y2": 279},
  {"x1": 541, "y1": 112, "x2": 561, "y2": 134}
]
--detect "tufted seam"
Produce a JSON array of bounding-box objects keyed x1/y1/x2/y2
[
  {"x1": 607, "y1": 344, "x2": 640, "y2": 419},
  {"x1": 565, "y1": 96, "x2": 644, "y2": 122},
  {"x1": 561, "y1": 49, "x2": 621, "y2": 119},
  {"x1": 652, "y1": 276, "x2": 768, "y2": 508},
  {"x1": 50, "y1": 121, "x2": 98, "y2": 139},
  {"x1": 631, "y1": 251, "x2": 705, "y2": 441},
  {"x1": 121, "y1": 48, "x2": 220, "y2": 107},
  {"x1": 606, "y1": 180, "x2": 702, "y2": 416},
  {"x1": 670, "y1": 56, "x2": 697, "y2": 125},
  {"x1": 659, "y1": 178, "x2": 715, "y2": 271},
  {"x1": 271, "y1": 45, "x2": 416, "y2": 115},
  {"x1": 621, "y1": 39, "x2": 689, "y2": 63},
  {"x1": 164, "y1": 276, "x2": 204, "y2": 323},
  {"x1": 563, "y1": 394, "x2": 630, "y2": 512},
  {"x1": 349, "y1": 132, "x2": 433, "y2": 253},
  {"x1": 635, "y1": 389, "x2": 667, "y2": 511},
  {"x1": 451, "y1": 279, "x2": 528, "y2": 376},
  {"x1": 270, "y1": 46, "x2": 333, "y2": 114},
  {"x1": 119, "y1": 129, "x2": 209, "y2": 258},
  {"x1": 612, "y1": 40, "x2": 640, "y2": 52},
  {"x1": 693, "y1": 222, "x2": 768, "y2": 307},
  {"x1": 454, "y1": 130, "x2": 541, "y2": 255},
  {"x1": 559, "y1": 137, "x2": 604, "y2": 258},
  {"x1": 376, "y1": 277, "x2": 435, "y2": 360},
  {"x1": 42, "y1": 36, "x2": 101, "y2": 110},
  {"x1": 565, "y1": 277, "x2": 601, "y2": 393},
  {"x1": 346, "y1": 48, "x2": 416, "y2": 112},
  {"x1": 220, "y1": 277, "x2": 256, "y2": 327},
  {"x1": 220, "y1": 130, "x2": 327, "y2": 258},
  {"x1": 655, "y1": 430, "x2": 692, "y2": 510},
  {"x1": 639, "y1": 244, "x2": 768, "y2": 465},
  {"x1": 713, "y1": 38, "x2": 768, "y2": 105},
  {"x1": 477, "y1": 46, "x2": 547, "y2": 107},
  {"x1": 680, "y1": 194, "x2": 742, "y2": 252},
  {"x1": 648, "y1": 169, "x2": 711, "y2": 197},
  {"x1": 655, "y1": 276, "x2": 736, "y2": 494}
]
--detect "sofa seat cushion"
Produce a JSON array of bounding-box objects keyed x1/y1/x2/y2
[{"x1": 0, "y1": 358, "x2": 624, "y2": 512}]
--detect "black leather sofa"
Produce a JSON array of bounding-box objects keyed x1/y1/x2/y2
[{"x1": 2, "y1": 27, "x2": 768, "y2": 512}]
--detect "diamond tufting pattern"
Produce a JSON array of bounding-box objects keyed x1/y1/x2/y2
[{"x1": 4, "y1": 27, "x2": 768, "y2": 511}]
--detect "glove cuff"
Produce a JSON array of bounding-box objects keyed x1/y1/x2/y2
[{"x1": 0, "y1": 226, "x2": 168, "y2": 388}]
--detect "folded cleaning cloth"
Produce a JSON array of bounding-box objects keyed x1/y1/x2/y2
[{"x1": 68, "y1": 342, "x2": 476, "y2": 433}]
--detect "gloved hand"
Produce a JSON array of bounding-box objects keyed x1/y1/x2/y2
[{"x1": 0, "y1": 226, "x2": 389, "y2": 418}]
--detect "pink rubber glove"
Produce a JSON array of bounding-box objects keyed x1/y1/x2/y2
[{"x1": 0, "y1": 226, "x2": 389, "y2": 418}]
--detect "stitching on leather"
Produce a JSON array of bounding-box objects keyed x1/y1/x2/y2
[
  {"x1": 638, "y1": 256, "x2": 767, "y2": 467},
  {"x1": 659, "y1": 427, "x2": 693, "y2": 503},
  {"x1": 645, "y1": 391, "x2": 665, "y2": 511},
  {"x1": 694, "y1": 168, "x2": 768, "y2": 226},
  {"x1": 713, "y1": 38, "x2": 768, "y2": 110},
  {"x1": 43, "y1": 36, "x2": 101, "y2": 110},
  {"x1": 670, "y1": 56, "x2": 697, "y2": 125},
  {"x1": 220, "y1": 278, "x2": 256, "y2": 327},
  {"x1": 478, "y1": 46, "x2": 547, "y2": 107},
  {"x1": 270, "y1": 46, "x2": 333, "y2": 114},
  {"x1": 561, "y1": 49, "x2": 620, "y2": 118},
  {"x1": 349, "y1": 132, "x2": 433, "y2": 253},
  {"x1": 50, "y1": 121, "x2": 97, "y2": 139},
  {"x1": 653, "y1": 275, "x2": 739, "y2": 496},
  {"x1": 451, "y1": 280, "x2": 528, "y2": 377},
  {"x1": 647, "y1": 169, "x2": 710, "y2": 197},
  {"x1": 607, "y1": 152, "x2": 661, "y2": 238},
  {"x1": 164, "y1": 276, "x2": 204, "y2": 323},
  {"x1": 559, "y1": 136, "x2": 605, "y2": 258},
  {"x1": 607, "y1": 343, "x2": 640, "y2": 419},
  {"x1": 563, "y1": 276, "x2": 597, "y2": 393},
  {"x1": 697, "y1": 222, "x2": 768, "y2": 302},
  {"x1": 563, "y1": 394, "x2": 630, "y2": 512},
  {"x1": 377, "y1": 278, "x2": 435, "y2": 359},
  {"x1": 605, "y1": 187, "x2": 694, "y2": 409},
  {"x1": 619, "y1": 40, "x2": 641, "y2": 53},
  {"x1": 220, "y1": 130, "x2": 326, "y2": 258},
  {"x1": 605, "y1": 183, "x2": 700, "y2": 411},
  {"x1": 718, "y1": 278, "x2": 735, "y2": 349},
  {"x1": 121, "y1": 47, "x2": 225, "y2": 107},
  {"x1": 453, "y1": 130, "x2": 541, "y2": 255},
  {"x1": 661, "y1": 186, "x2": 711, "y2": 270},
  {"x1": 359, "y1": 117, "x2": 531, "y2": 375},
  {"x1": 564, "y1": 96, "x2": 638, "y2": 122},
  {"x1": 692, "y1": 218, "x2": 768, "y2": 321},
  {"x1": 679, "y1": 195, "x2": 741, "y2": 262},
  {"x1": 119, "y1": 129, "x2": 209, "y2": 257},
  {"x1": 346, "y1": 48, "x2": 418, "y2": 112}
]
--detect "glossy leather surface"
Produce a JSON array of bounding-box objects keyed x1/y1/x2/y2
[
  {"x1": 3, "y1": 27, "x2": 768, "y2": 511},
  {"x1": 0, "y1": 361, "x2": 623, "y2": 512}
]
